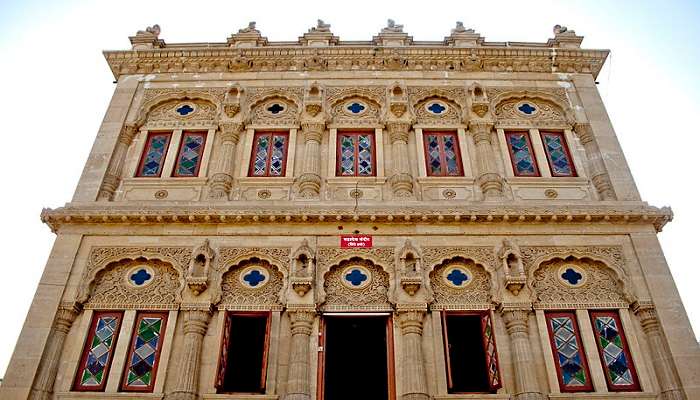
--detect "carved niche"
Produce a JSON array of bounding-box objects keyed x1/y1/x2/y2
[
  {"x1": 496, "y1": 239, "x2": 526, "y2": 296},
  {"x1": 398, "y1": 239, "x2": 422, "y2": 296},
  {"x1": 428, "y1": 257, "x2": 492, "y2": 310},
  {"x1": 530, "y1": 256, "x2": 628, "y2": 309},
  {"x1": 290, "y1": 239, "x2": 315, "y2": 297},
  {"x1": 85, "y1": 258, "x2": 181, "y2": 309},
  {"x1": 322, "y1": 257, "x2": 391, "y2": 311},
  {"x1": 186, "y1": 239, "x2": 215, "y2": 295}
]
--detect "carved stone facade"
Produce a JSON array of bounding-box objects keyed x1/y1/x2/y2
[{"x1": 2, "y1": 21, "x2": 698, "y2": 400}]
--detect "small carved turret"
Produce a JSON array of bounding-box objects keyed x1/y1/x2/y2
[
  {"x1": 469, "y1": 83, "x2": 490, "y2": 118},
  {"x1": 291, "y1": 240, "x2": 315, "y2": 297},
  {"x1": 186, "y1": 240, "x2": 215, "y2": 295},
  {"x1": 129, "y1": 24, "x2": 165, "y2": 50},
  {"x1": 227, "y1": 21, "x2": 268, "y2": 47},
  {"x1": 399, "y1": 240, "x2": 423, "y2": 296},
  {"x1": 497, "y1": 239, "x2": 527, "y2": 296}
]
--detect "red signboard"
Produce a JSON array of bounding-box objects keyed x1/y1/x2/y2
[{"x1": 340, "y1": 235, "x2": 373, "y2": 248}]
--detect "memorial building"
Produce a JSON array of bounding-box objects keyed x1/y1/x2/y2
[{"x1": 1, "y1": 20, "x2": 698, "y2": 400}]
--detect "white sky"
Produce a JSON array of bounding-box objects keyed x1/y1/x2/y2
[{"x1": 0, "y1": 0, "x2": 698, "y2": 378}]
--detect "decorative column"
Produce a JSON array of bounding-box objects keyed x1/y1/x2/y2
[
  {"x1": 166, "y1": 309, "x2": 212, "y2": 400},
  {"x1": 387, "y1": 121, "x2": 414, "y2": 197},
  {"x1": 29, "y1": 302, "x2": 82, "y2": 400},
  {"x1": 397, "y1": 310, "x2": 429, "y2": 400},
  {"x1": 297, "y1": 122, "x2": 325, "y2": 198},
  {"x1": 208, "y1": 122, "x2": 243, "y2": 200},
  {"x1": 97, "y1": 124, "x2": 138, "y2": 201},
  {"x1": 469, "y1": 121, "x2": 504, "y2": 198},
  {"x1": 574, "y1": 122, "x2": 616, "y2": 200},
  {"x1": 633, "y1": 302, "x2": 687, "y2": 400},
  {"x1": 284, "y1": 310, "x2": 316, "y2": 400},
  {"x1": 500, "y1": 308, "x2": 544, "y2": 400}
]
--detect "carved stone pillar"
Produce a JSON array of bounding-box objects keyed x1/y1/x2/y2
[
  {"x1": 97, "y1": 124, "x2": 138, "y2": 201},
  {"x1": 469, "y1": 122, "x2": 504, "y2": 198},
  {"x1": 208, "y1": 122, "x2": 243, "y2": 200},
  {"x1": 166, "y1": 309, "x2": 212, "y2": 400},
  {"x1": 29, "y1": 303, "x2": 82, "y2": 400},
  {"x1": 298, "y1": 122, "x2": 325, "y2": 198},
  {"x1": 284, "y1": 310, "x2": 316, "y2": 400},
  {"x1": 387, "y1": 121, "x2": 414, "y2": 197},
  {"x1": 574, "y1": 123, "x2": 616, "y2": 200},
  {"x1": 397, "y1": 310, "x2": 429, "y2": 400},
  {"x1": 501, "y1": 308, "x2": 544, "y2": 400},
  {"x1": 633, "y1": 303, "x2": 687, "y2": 400}
]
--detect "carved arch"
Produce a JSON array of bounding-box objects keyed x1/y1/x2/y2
[
  {"x1": 212, "y1": 251, "x2": 289, "y2": 306},
  {"x1": 527, "y1": 251, "x2": 635, "y2": 305},
  {"x1": 319, "y1": 256, "x2": 392, "y2": 311},
  {"x1": 327, "y1": 88, "x2": 384, "y2": 111},
  {"x1": 316, "y1": 249, "x2": 396, "y2": 307},
  {"x1": 425, "y1": 254, "x2": 499, "y2": 307},
  {"x1": 77, "y1": 248, "x2": 189, "y2": 305},
  {"x1": 410, "y1": 88, "x2": 467, "y2": 110},
  {"x1": 490, "y1": 89, "x2": 575, "y2": 126},
  {"x1": 134, "y1": 90, "x2": 222, "y2": 127}
]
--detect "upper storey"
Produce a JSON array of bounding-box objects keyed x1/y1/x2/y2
[
  {"x1": 104, "y1": 20, "x2": 607, "y2": 79},
  {"x1": 41, "y1": 21, "x2": 672, "y2": 232}
]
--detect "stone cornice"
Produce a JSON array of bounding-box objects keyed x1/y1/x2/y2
[
  {"x1": 41, "y1": 203, "x2": 671, "y2": 233},
  {"x1": 103, "y1": 46, "x2": 608, "y2": 80}
]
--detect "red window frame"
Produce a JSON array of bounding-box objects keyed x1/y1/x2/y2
[
  {"x1": 540, "y1": 131, "x2": 577, "y2": 177},
  {"x1": 248, "y1": 131, "x2": 290, "y2": 177},
  {"x1": 136, "y1": 131, "x2": 173, "y2": 178},
  {"x1": 423, "y1": 131, "x2": 464, "y2": 177},
  {"x1": 504, "y1": 131, "x2": 540, "y2": 177},
  {"x1": 73, "y1": 311, "x2": 123, "y2": 392},
  {"x1": 215, "y1": 311, "x2": 272, "y2": 394},
  {"x1": 171, "y1": 131, "x2": 208, "y2": 178},
  {"x1": 336, "y1": 131, "x2": 377, "y2": 177},
  {"x1": 544, "y1": 311, "x2": 594, "y2": 392},
  {"x1": 119, "y1": 311, "x2": 169, "y2": 392},
  {"x1": 441, "y1": 310, "x2": 502, "y2": 393},
  {"x1": 589, "y1": 310, "x2": 641, "y2": 392}
]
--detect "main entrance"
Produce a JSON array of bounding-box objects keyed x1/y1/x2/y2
[{"x1": 319, "y1": 314, "x2": 395, "y2": 400}]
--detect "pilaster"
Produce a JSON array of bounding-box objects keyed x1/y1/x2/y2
[
  {"x1": 396, "y1": 307, "x2": 429, "y2": 400},
  {"x1": 166, "y1": 307, "x2": 212, "y2": 400},
  {"x1": 208, "y1": 122, "x2": 243, "y2": 200},
  {"x1": 284, "y1": 309, "x2": 316, "y2": 400},
  {"x1": 500, "y1": 306, "x2": 544, "y2": 400},
  {"x1": 469, "y1": 121, "x2": 504, "y2": 198}
]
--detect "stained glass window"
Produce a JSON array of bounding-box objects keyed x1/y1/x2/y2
[
  {"x1": 172, "y1": 131, "x2": 207, "y2": 177},
  {"x1": 505, "y1": 131, "x2": 539, "y2": 176},
  {"x1": 337, "y1": 132, "x2": 375, "y2": 176},
  {"x1": 423, "y1": 131, "x2": 462, "y2": 176},
  {"x1": 74, "y1": 311, "x2": 123, "y2": 391},
  {"x1": 121, "y1": 312, "x2": 168, "y2": 392},
  {"x1": 480, "y1": 313, "x2": 502, "y2": 391},
  {"x1": 541, "y1": 132, "x2": 576, "y2": 177},
  {"x1": 545, "y1": 312, "x2": 593, "y2": 392},
  {"x1": 250, "y1": 132, "x2": 289, "y2": 177},
  {"x1": 590, "y1": 311, "x2": 640, "y2": 391},
  {"x1": 137, "y1": 132, "x2": 172, "y2": 177}
]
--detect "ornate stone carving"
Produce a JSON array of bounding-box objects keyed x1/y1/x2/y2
[
  {"x1": 321, "y1": 258, "x2": 391, "y2": 311},
  {"x1": 218, "y1": 259, "x2": 284, "y2": 309},
  {"x1": 399, "y1": 240, "x2": 423, "y2": 296},
  {"x1": 496, "y1": 239, "x2": 527, "y2": 296},
  {"x1": 329, "y1": 93, "x2": 382, "y2": 126},
  {"x1": 166, "y1": 308, "x2": 212, "y2": 400},
  {"x1": 429, "y1": 258, "x2": 492, "y2": 309},
  {"x1": 290, "y1": 240, "x2": 315, "y2": 297},
  {"x1": 186, "y1": 239, "x2": 214, "y2": 295},
  {"x1": 499, "y1": 306, "x2": 545, "y2": 400},
  {"x1": 85, "y1": 258, "x2": 182, "y2": 309},
  {"x1": 414, "y1": 97, "x2": 461, "y2": 125},
  {"x1": 129, "y1": 24, "x2": 164, "y2": 50},
  {"x1": 78, "y1": 246, "x2": 191, "y2": 304}
]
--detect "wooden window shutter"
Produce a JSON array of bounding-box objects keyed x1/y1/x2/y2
[
  {"x1": 441, "y1": 311, "x2": 454, "y2": 390},
  {"x1": 215, "y1": 313, "x2": 232, "y2": 390},
  {"x1": 481, "y1": 313, "x2": 502, "y2": 390},
  {"x1": 259, "y1": 311, "x2": 272, "y2": 391}
]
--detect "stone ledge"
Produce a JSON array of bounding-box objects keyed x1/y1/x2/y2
[
  {"x1": 55, "y1": 393, "x2": 164, "y2": 400},
  {"x1": 547, "y1": 392, "x2": 657, "y2": 399}
]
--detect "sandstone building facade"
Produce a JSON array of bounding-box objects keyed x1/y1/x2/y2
[{"x1": 1, "y1": 20, "x2": 698, "y2": 400}]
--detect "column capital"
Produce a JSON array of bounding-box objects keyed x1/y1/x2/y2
[
  {"x1": 573, "y1": 122, "x2": 595, "y2": 145},
  {"x1": 386, "y1": 121, "x2": 411, "y2": 143},
  {"x1": 289, "y1": 310, "x2": 316, "y2": 336},
  {"x1": 500, "y1": 305, "x2": 532, "y2": 335},
  {"x1": 182, "y1": 308, "x2": 212, "y2": 336},
  {"x1": 117, "y1": 124, "x2": 139, "y2": 145},
  {"x1": 397, "y1": 310, "x2": 426, "y2": 335},
  {"x1": 54, "y1": 302, "x2": 82, "y2": 334},
  {"x1": 632, "y1": 301, "x2": 661, "y2": 334},
  {"x1": 219, "y1": 122, "x2": 244, "y2": 143},
  {"x1": 301, "y1": 121, "x2": 325, "y2": 143},
  {"x1": 469, "y1": 121, "x2": 495, "y2": 143}
]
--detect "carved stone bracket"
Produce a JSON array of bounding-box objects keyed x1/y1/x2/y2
[{"x1": 186, "y1": 240, "x2": 215, "y2": 295}]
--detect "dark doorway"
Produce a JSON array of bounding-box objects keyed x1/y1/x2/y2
[
  {"x1": 322, "y1": 315, "x2": 392, "y2": 400},
  {"x1": 216, "y1": 313, "x2": 270, "y2": 393},
  {"x1": 443, "y1": 314, "x2": 491, "y2": 393}
]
